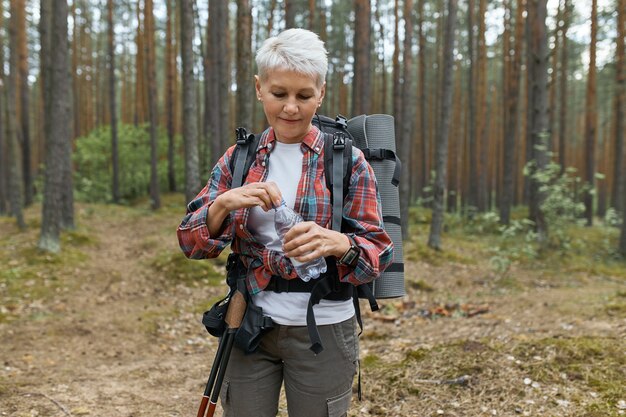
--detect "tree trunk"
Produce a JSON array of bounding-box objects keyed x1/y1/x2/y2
[
  {"x1": 558, "y1": 0, "x2": 569, "y2": 173},
  {"x1": 285, "y1": 0, "x2": 296, "y2": 28},
  {"x1": 40, "y1": 0, "x2": 73, "y2": 250},
  {"x1": 428, "y1": 0, "x2": 457, "y2": 250},
  {"x1": 144, "y1": 0, "x2": 160, "y2": 210},
  {"x1": 236, "y1": 0, "x2": 253, "y2": 130},
  {"x1": 500, "y1": 0, "x2": 524, "y2": 225},
  {"x1": 353, "y1": 0, "x2": 371, "y2": 116},
  {"x1": 108, "y1": 0, "x2": 120, "y2": 203},
  {"x1": 135, "y1": 2, "x2": 146, "y2": 126},
  {"x1": 418, "y1": 0, "x2": 428, "y2": 199},
  {"x1": 392, "y1": 0, "x2": 401, "y2": 117},
  {"x1": 399, "y1": 0, "x2": 413, "y2": 239},
  {"x1": 0, "y1": 0, "x2": 8, "y2": 215},
  {"x1": 309, "y1": 0, "x2": 316, "y2": 31},
  {"x1": 584, "y1": 0, "x2": 598, "y2": 226},
  {"x1": 612, "y1": 0, "x2": 625, "y2": 212},
  {"x1": 11, "y1": 0, "x2": 33, "y2": 206},
  {"x1": 61, "y1": 1, "x2": 75, "y2": 230},
  {"x1": 476, "y1": 0, "x2": 488, "y2": 211},
  {"x1": 208, "y1": 0, "x2": 231, "y2": 165},
  {"x1": 528, "y1": 0, "x2": 550, "y2": 241},
  {"x1": 181, "y1": 0, "x2": 201, "y2": 202},
  {"x1": 166, "y1": 0, "x2": 177, "y2": 192},
  {"x1": 268, "y1": 0, "x2": 277, "y2": 36},
  {"x1": 467, "y1": 0, "x2": 478, "y2": 211}
]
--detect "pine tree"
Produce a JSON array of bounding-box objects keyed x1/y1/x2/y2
[
  {"x1": 39, "y1": 0, "x2": 73, "y2": 250},
  {"x1": 584, "y1": 0, "x2": 598, "y2": 226},
  {"x1": 181, "y1": 0, "x2": 201, "y2": 202},
  {"x1": 108, "y1": 0, "x2": 120, "y2": 203},
  {"x1": 428, "y1": 0, "x2": 457, "y2": 250}
]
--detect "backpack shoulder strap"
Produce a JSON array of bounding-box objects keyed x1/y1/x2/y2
[
  {"x1": 323, "y1": 131, "x2": 352, "y2": 232},
  {"x1": 231, "y1": 127, "x2": 259, "y2": 189}
]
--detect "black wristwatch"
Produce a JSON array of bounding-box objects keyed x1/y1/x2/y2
[{"x1": 338, "y1": 235, "x2": 360, "y2": 266}]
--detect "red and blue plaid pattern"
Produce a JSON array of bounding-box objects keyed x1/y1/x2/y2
[{"x1": 177, "y1": 126, "x2": 393, "y2": 295}]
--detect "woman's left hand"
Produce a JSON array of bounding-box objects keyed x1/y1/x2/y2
[{"x1": 282, "y1": 222, "x2": 351, "y2": 263}]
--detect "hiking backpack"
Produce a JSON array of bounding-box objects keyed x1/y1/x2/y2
[
  {"x1": 231, "y1": 114, "x2": 404, "y2": 299},
  {"x1": 229, "y1": 114, "x2": 404, "y2": 354}
]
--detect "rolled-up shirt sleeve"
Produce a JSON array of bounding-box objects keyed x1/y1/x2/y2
[
  {"x1": 337, "y1": 149, "x2": 394, "y2": 285},
  {"x1": 177, "y1": 147, "x2": 236, "y2": 259}
]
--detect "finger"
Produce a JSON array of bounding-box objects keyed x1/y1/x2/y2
[
  {"x1": 288, "y1": 243, "x2": 326, "y2": 263},
  {"x1": 283, "y1": 222, "x2": 315, "y2": 245},
  {"x1": 243, "y1": 186, "x2": 273, "y2": 211},
  {"x1": 264, "y1": 181, "x2": 283, "y2": 208}
]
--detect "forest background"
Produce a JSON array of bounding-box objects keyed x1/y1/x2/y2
[{"x1": 0, "y1": 0, "x2": 625, "y2": 416}]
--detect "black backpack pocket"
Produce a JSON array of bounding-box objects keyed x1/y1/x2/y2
[{"x1": 234, "y1": 302, "x2": 274, "y2": 354}]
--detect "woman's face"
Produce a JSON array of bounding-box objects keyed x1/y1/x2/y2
[{"x1": 256, "y1": 69, "x2": 325, "y2": 144}]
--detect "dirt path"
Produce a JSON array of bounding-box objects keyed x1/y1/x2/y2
[{"x1": 1, "y1": 202, "x2": 625, "y2": 416}]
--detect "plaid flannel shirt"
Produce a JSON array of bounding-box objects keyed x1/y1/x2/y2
[{"x1": 177, "y1": 126, "x2": 394, "y2": 295}]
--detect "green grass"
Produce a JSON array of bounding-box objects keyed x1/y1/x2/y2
[{"x1": 150, "y1": 250, "x2": 225, "y2": 285}]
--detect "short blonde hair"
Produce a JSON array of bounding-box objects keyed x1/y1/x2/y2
[{"x1": 255, "y1": 28, "x2": 328, "y2": 88}]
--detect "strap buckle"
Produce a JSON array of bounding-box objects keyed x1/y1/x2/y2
[
  {"x1": 363, "y1": 148, "x2": 385, "y2": 159},
  {"x1": 332, "y1": 132, "x2": 346, "y2": 150},
  {"x1": 335, "y1": 115, "x2": 348, "y2": 130},
  {"x1": 235, "y1": 127, "x2": 253, "y2": 145}
]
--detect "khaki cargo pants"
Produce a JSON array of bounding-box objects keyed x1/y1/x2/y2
[{"x1": 220, "y1": 317, "x2": 359, "y2": 417}]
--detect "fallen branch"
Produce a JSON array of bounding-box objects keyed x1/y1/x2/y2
[
  {"x1": 22, "y1": 392, "x2": 73, "y2": 416},
  {"x1": 414, "y1": 374, "x2": 471, "y2": 386}
]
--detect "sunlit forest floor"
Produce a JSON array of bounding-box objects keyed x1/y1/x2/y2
[{"x1": 0, "y1": 194, "x2": 624, "y2": 417}]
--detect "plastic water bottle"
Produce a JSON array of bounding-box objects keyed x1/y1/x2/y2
[{"x1": 274, "y1": 200, "x2": 327, "y2": 282}]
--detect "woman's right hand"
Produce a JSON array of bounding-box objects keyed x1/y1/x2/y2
[
  {"x1": 215, "y1": 181, "x2": 283, "y2": 213},
  {"x1": 207, "y1": 182, "x2": 282, "y2": 238}
]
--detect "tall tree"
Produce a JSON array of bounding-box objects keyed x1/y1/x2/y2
[
  {"x1": 500, "y1": 0, "x2": 525, "y2": 225},
  {"x1": 181, "y1": 0, "x2": 201, "y2": 202},
  {"x1": 236, "y1": 0, "x2": 253, "y2": 130},
  {"x1": 208, "y1": 0, "x2": 231, "y2": 165},
  {"x1": 144, "y1": 0, "x2": 160, "y2": 210},
  {"x1": 165, "y1": 0, "x2": 176, "y2": 192},
  {"x1": 108, "y1": 0, "x2": 120, "y2": 203},
  {"x1": 584, "y1": 0, "x2": 598, "y2": 226},
  {"x1": 0, "y1": 0, "x2": 8, "y2": 215},
  {"x1": 527, "y1": 0, "x2": 551, "y2": 240},
  {"x1": 6, "y1": 0, "x2": 25, "y2": 229},
  {"x1": 39, "y1": 0, "x2": 72, "y2": 250},
  {"x1": 476, "y1": 0, "x2": 489, "y2": 211},
  {"x1": 467, "y1": 0, "x2": 478, "y2": 211},
  {"x1": 399, "y1": 0, "x2": 414, "y2": 239},
  {"x1": 12, "y1": 0, "x2": 33, "y2": 206},
  {"x1": 417, "y1": 0, "x2": 428, "y2": 198},
  {"x1": 392, "y1": 0, "x2": 401, "y2": 129},
  {"x1": 134, "y1": 2, "x2": 147, "y2": 126},
  {"x1": 558, "y1": 0, "x2": 569, "y2": 173},
  {"x1": 612, "y1": 0, "x2": 625, "y2": 212},
  {"x1": 353, "y1": 0, "x2": 371, "y2": 115},
  {"x1": 428, "y1": 0, "x2": 457, "y2": 250}
]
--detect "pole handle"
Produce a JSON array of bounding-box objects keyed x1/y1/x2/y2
[{"x1": 225, "y1": 290, "x2": 246, "y2": 329}]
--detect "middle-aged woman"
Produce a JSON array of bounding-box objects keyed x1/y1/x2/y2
[{"x1": 177, "y1": 28, "x2": 393, "y2": 417}]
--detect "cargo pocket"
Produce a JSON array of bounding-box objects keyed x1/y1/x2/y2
[
  {"x1": 219, "y1": 380, "x2": 231, "y2": 414},
  {"x1": 326, "y1": 387, "x2": 352, "y2": 417}
]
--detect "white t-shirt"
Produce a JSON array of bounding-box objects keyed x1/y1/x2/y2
[{"x1": 247, "y1": 140, "x2": 355, "y2": 326}]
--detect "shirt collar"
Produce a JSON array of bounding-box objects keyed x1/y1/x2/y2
[{"x1": 259, "y1": 125, "x2": 323, "y2": 155}]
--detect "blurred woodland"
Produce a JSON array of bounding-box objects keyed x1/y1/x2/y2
[{"x1": 0, "y1": 0, "x2": 625, "y2": 256}]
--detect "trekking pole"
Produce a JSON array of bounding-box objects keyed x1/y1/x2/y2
[{"x1": 197, "y1": 287, "x2": 247, "y2": 417}]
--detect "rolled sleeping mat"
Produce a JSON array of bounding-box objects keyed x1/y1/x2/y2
[{"x1": 347, "y1": 114, "x2": 405, "y2": 299}]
